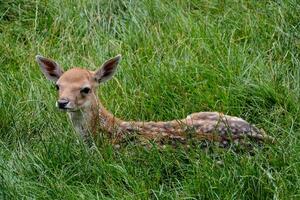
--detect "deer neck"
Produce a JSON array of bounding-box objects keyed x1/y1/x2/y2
[
  {"x1": 66, "y1": 93, "x2": 183, "y2": 142},
  {"x1": 67, "y1": 96, "x2": 123, "y2": 139}
]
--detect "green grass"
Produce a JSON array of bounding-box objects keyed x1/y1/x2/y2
[{"x1": 1, "y1": 0, "x2": 300, "y2": 199}]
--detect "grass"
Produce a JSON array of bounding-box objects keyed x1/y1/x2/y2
[{"x1": 0, "y1": 0, "x2": 300, "y2": 199}]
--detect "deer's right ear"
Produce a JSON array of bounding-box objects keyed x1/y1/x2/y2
[
  {"x1": 94, "y1": 54, "x2": 121, "y2": 84},
  {"x1": 36, "y1": 55, "x2": 64, "y2": 82}
]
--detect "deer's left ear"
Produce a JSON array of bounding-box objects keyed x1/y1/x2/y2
[
  {"x1": 36, "y1": 55, "x2": 64, "y2": 82},
  {"x1": 94, "y1": 55, "x2": 121, "y2": 83}
]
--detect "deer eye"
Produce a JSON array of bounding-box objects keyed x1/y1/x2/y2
[
  {"x1": 80, "y1": 87, "x2": 91, "y2": 94},
  {"x1": 55, "y1": 84, "x2": 59, "y2": 90}
]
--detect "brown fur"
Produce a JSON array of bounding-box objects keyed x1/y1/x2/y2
[{"x1": 36, "y1": 55, "x2": 275, "y2": 146}]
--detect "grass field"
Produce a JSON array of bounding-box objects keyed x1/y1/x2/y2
[{"x1": 1, "y1": 0, "x2": 300, "y2": 199}]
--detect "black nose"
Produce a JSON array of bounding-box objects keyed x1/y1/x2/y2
[{"x1": 57, "y1": 99, "x2": 69, "y2": 109}]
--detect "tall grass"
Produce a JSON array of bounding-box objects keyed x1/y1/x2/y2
[{"x1": 0, "y1": 0, "x2": 300, "y2": 199}]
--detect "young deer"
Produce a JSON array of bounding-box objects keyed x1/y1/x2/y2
[{"x1": 36, "y1": 54, "x2": 274, "y2": 146}]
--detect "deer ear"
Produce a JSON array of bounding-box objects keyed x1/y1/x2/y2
[
  {"x1": 94, "y1": 55, "x2": 121, "y2": 83},
  {"x1": 36, "y1": 55, "x2": 64, "y2": 82}
]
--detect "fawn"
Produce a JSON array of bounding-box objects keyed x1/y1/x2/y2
[{"x1": 36, "y1": 54, "x2": 274, "y2": 146}]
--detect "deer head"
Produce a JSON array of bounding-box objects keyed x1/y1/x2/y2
[{"x1": 36, "y1": 55, "x2": 121, "y2": 112}]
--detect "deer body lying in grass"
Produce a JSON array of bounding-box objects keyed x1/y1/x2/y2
[{"x1": 36, "y1": 55, "x2": 274, "y2": 147}]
